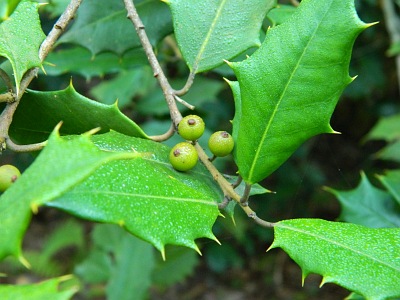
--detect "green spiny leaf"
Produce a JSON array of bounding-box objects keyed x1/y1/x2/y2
[
  {"x1": 9, "y1": 82, "x2": 148, "y2": 145},
  {"x1": 44, "y1": 46, "x2": 148, "y2": 79},
  {"x1": 165, "y1": 0, "x2": 276, "y2": 73},
  {"x1": 0, "y1": 126, "x2": 143, "y2": 263},
  {"x1": 0, "y1": 1, "x2": 45, "y2": 95},
  {"x1": 0, "y1": 275, "x2": 78, "y2": 300},
  {"x1": 270, "y1": 219, "x2": 400, "y2": 300},
  {"x1": 325, "y1": 172, "x2": 400, "y2": 228},
  {"x1": 47, "y1": 131, "x2": 222, "y2": 258},
  {"x1": 229, "y1": 0, "x2": 372, "y2": 184},
  {"x1": 377, "y1": 170, "x2": 400, "y2": 206},
  {"x1": 364, "y1": 113, "x2": 400, "y2": 143},
  {"x1": 58, "y1": 0, "x2": 172, "y2": 56}
]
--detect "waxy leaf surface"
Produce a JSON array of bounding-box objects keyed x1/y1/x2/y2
[
  {"x1": 0, "y1": 128, "x2": 141, "y2": 262},
  {"x1": 0, "y1": 276, "x2": 77, "y2": 300},
  {"x1": 9, "y1": 83, "x2": 148, "y2": 145},
  {"x1": 326, "y1": 173, "x2": 400, "y2": 228},
  {"x1": 230, "y1": 0, "x2": 370, "y2": 184},
  {"x1": 271, "y1": 219, "x2": 400, "y2": 300},
  {"x1": 378, "y1": 170, "x2": 400, "y2": 205},
  {"x1": 165, "y1": 0, "x2": 275, "y2": 73},
  {"x1": 59, "y1": 0, "x2": 172, "y2": 56},
  {"x1": 0, "y1": 1, "x2": 45, "y2": 95},
  {"x1": 48, "y1": 131, "x2": 222, "y2": 256}
]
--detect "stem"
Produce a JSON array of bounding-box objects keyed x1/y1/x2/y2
[
  {"x1": 124, "y1": 0, "x2": 182, "y2": 125},
  {"x1": 124, "y1": 0, "x2": 274, "y2": 228},
  {"x1": 174, "y1": 71, "x2": 196, "y2": 96},
  {"x1": 0, "y1": 93, "x2": 15, "y2": 103},
  {"x1": 240, "y1": 183, "x2": 252, "y2": 206},
  {"x1": 149, "y1": 123, "x2": 175, "y2": 142},
  {"x1": 0, "y1": 0, "x2": 83, "y2": 152},
  {"x1": 195, "y1": 143, "x2": 274, "y2": 228}
]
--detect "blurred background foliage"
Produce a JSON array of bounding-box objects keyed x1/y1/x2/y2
[{"x1": 0, "y1": 0, "x2": 399, "y2": 299}]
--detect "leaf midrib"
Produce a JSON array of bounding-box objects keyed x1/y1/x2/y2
[
  {"x1": 248, "y1": 3, "x2": 332, "y2": 182},
  {"x1": 192, "y1": 0, "x2": 227, "y2": 72},
  {"x1": 66, "y1": 190, "x2": 218, "y2": 206}
]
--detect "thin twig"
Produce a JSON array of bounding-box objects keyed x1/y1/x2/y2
[
  {"x1": 124, "y1": 0, "x2": 182, "y2": 125},
  {"x1": 217, "y1": 196, "x2": 231, "y2": 209},
  {"x1": 0, "y1": 0, "x2": 82, "y2": 152},
  {"x1": 290, "y1": 0, "x2": 299, "y2": 7},
  {"x1": 149, "y1": 122, "x2": 175, "y2": 142},
  {"x1": 0, "y1": 93, "x2": 15, "y2": 103},
  {"x1": 240, "y1": 183, "x2": 252, "y2": 206},
  {"x1": 174, "y1": 95, "x2": 195, "y2": 110},
  {"x1": 174, "y1": 71, "x2": 196, "y2": 96},
  {"x1": 6, "y1": 139, "x2": 47, "y2": 152},
  {"x1": 232, "y1": 175, "x2": 243, "y2": 188}
]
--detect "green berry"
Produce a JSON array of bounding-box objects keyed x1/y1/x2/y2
[
  {"x1": 0, "y1": 164, "x2": 21, "y2": 192},
  {"x1": 208, "y1": 131, "x2": 234, "y2": 157},
  {"x1": 169, "y1": 142, "x2": 198, "y2": 171},
  {"x1": 178, "y1": 115, "x2": 205, "y2": 141}
]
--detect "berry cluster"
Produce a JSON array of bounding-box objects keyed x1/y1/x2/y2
[{"x1": 169, "y1": 115, "x2": 234, "y2": 171}]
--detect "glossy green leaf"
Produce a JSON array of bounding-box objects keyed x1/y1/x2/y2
[
  {"x1": 9, "y1": 83, "x2": 148, "y2": 145},
  {"x1": 365, "y1": 113, "x2": 400, "y2": 143},
  {"x1": 0, "y1": 0, "x2": 21, "y2": 20},
  {"x1": 325, "y1": 173, "x2": 400, "y2": 228},
  {"x1": 270, "y1": 219, "x2": 400, "y2": 299},
  {"x1": 0, "y1": 276, "x2": 78, "y2": 300},
  {"x1": 165, "y1": 0, "x2": 276, "y2": 73},
  {"x1": 44, "y1": 46, "x2": 148, "y2": 79},
  {"x1": 105, "y1": 226, "x2": 155, "y2": 300},
  {"x1": 266, "y1": 4, "x2": 297, "y2": 26},
  {"x1": 378, "y1": 170, "x2": 400, "y2": 205},
  {"x1": 137, "y1": 76, "x2": 225, "y2": 116},
  {"x1": 376, "y1": 140, "x2": 400, "y2": 162},
  {"x1": 152, "y1": 246, "x2": 199, "y2": 287},
  {"x1": 0, "y1": 1, "x2": 45, "y2": 95},
  {"x1": 47, "y1": 131, "x2": 222, "y2": 257},
  {"x1": 229, "y1": 0, "x2": 371, "y2": 184},
  {"x1": 0, "y1": 127, "x2": 142, "y2": 262},
  {"x1": 37, "y1": 0, "x2": 70, "y2": 18},
  {"x1": 90, "y1": 67, "x2": 155, "y2": 108},
  {"x1": 58, "y1": 0, "x2": 173, "y2": 56}
]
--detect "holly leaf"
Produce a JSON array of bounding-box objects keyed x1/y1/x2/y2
[
  {"x1": 9, "y1": 83, "x2": 148, "y2": 145},
  {"x1": 325, "y1": 172, "x2": 400, "y2": 228},
  {"x1": 58, "y1": 0, "x2": 172, "y2": 56},
  {"x1": 270, "y1": 219, "x2": 400, "y2": 300},
  {"x1": 365, "y1": 113, "x2": 400, "y2": 143},
  {"x1": 90, "y1": 67, "x2": 155, "y2": 108},
  {"x1": 0, "y1": 1, "x2": 45, "y2": 95},
  {"x1": 44, "y1": 46, "x2": 148, "y2": 79},
  {"x1": 377, "y1": 170, "x2": 400, "y2": 205},
  {"x1": 47, "y1": 131, "x2": 222, "y2": 258},
  {"x1": 0, "y1": 275, "x2": 78, "y2": 300},
  {"x1": 229, "y1": 0, "x2": 372, "y2": 184},
  {"x1": 164, "y1": 0, "x2": 275, "y2": 73},
  {"x1": 0, "y1": 126, "x2": 142, "y2": 263},
  {"x1": 266, "y1": 4, "x2": 297, "y2": 26}
]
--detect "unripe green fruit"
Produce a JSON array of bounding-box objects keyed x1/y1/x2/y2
[
  {"x1": 178, "y1": 115, "x2": 205, "y2": 141},
  {"x1": 208, "y1": 131, "x2": 234, "y2": 157},
  {"x1": 169, "y1": 142, "x2": 198, "y2": 171},
  {"x1": 0, "y1": 164, "x2": 21, "y2": 192}
]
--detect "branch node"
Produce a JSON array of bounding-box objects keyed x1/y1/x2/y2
[{"x1": 174, "y1": 95, "x2": 195, "y2": 110}]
